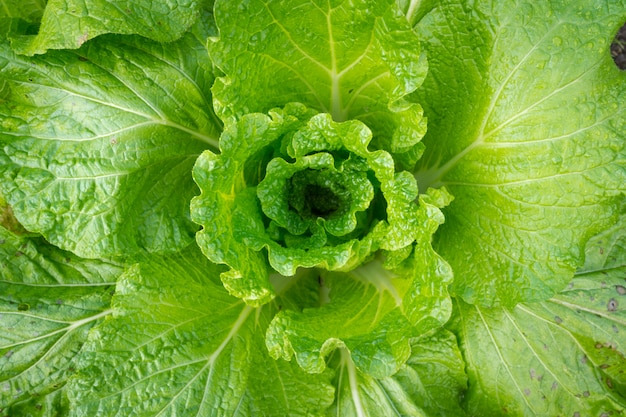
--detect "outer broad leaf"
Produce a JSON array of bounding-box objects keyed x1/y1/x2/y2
[
  {"x1": 413, "y1": 0, "x2": 626, "y2": 306},
  {"x1": 8, "y1": 0, "x2": 201, "y2": 55},
  {"x1": 210, "y1": 0, "x2": 427, "y2": 168},
  {"x1": 0, "y1": 226, "x2": 121, "y2": 412},
  {"x1": 68, "y1": 245, "x2": 334, "y2": 416},
  {"x1": 452, "y1": 207, "x2": 626, "y2": 415},
  {"x1": 0, "y1": 29, "x2": 222, "y2": 259},
  {"x1": 3, "y1": 388, "x2": 70, "y2": 417}
]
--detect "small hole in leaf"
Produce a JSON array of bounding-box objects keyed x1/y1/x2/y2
[
  {"x1": 611, "y1": 22, "x2": 626, "y2": 69},
  {"x1": 607, "y1": 298, "x2": 619, "y2": 311}
]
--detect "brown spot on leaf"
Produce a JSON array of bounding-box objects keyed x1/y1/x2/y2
[
  {"x1": 607, "y1": 298, "x2": 619, "y2": 311},
  {"x1": 77, "y1": 32, "x2": 89, "y2": 47}
]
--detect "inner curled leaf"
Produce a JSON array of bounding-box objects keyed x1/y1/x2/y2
[
  {"x1": 258, "y1": 153, "x2": 373, "y2": 238},
  {"x1": 191, "y1": 105, "x2": 442, "y2": 304}
]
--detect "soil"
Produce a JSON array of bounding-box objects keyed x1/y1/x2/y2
[{"x1": 611, "y1": 22, "x2": 626, "y2": 70}]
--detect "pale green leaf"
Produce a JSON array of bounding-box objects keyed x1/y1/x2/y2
[
  {"x1": 325, "y1": 331, "x2": 467, "y2": 417},
  {"x1": 266, "y1": 269, "x2": 417, "y2": 379},
  {"x1": 0, "y1": 30, "x2": 222, "y2": 259},
  {"x1": 452, "y1": 208, "x2": 626, "y2": 415},
  {"x1": 68, "y1": 245, "x2": 334, "y2": 416},
  {"x1": 413, "y1": 0, "x2": 626, "y2": 307},
  {"x1": 266, "y1": 245, "x2": 453, "y2": 379},
  {"x1": 0, "y1": 226, "x2": 121, "y2": 411}
]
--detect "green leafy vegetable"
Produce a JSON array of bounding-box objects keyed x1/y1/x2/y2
[
  {"x1": 209, "y1": 0, "x2": 428, "y2": 169},
  {"x1": 0, "y1": 27, "x2": 221, "y2": 258},
  {"x1": 68, "y1": 245, "x2": 335, "y2": 416},
  {"x1": 191, "y1": 104, "x2": 450, "y2": 307},
  {"x1": 452, "y1": 204, "x2": 626, "y2": 416},
  {"x1": 0, "y1": 225, "x2": 121, "y2": 414},
  {"x1": 412, "y1": 0, "x2": 626, "y2": 307},
  {"x1": 0, "y1": 0, "x2": 624, "y2": 415}
]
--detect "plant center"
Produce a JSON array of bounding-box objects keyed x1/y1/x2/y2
[{"x1": 304, "y1": 184, "x2": 340, "y2": 218}]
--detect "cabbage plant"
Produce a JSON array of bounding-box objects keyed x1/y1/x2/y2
[{"x1": 0, "y1": 0, "x2": 625, "y2": 416}]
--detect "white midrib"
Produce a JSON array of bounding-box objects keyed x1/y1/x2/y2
[
  {"x1": 1, "y1": 308, "x2": 112, "y2": 349},
  {"x1": 343, "y1": 349, "x2": 367, "y2": 417},
  {"x1": 405, "y1": 0, "x2": 421, "y2": 24},
  {"x1": 417, "y1": 23, "x2": 587, "y2": 191},
  {"x1": 152, "y1": 304, "x2": 254, "y2": 417},
  {"x1": 208, "y1": 305, "x2": 254, "y2": 364},
  {"x1": 327, "y1": 11, "x2": 346, "y2": 122}
]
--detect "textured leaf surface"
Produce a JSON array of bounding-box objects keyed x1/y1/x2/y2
[
  {"x1": 69, "y1": 245, "x2": 334, "y2": 416},
  {"x1": 8, "y1": 0, "x2": 200, "y2": 55},
  {"x1": 267, "y1": 269, "x2": 417, "y2": 379},
  {"x1": 266, "y1": 239, "x2": 453, "y2": 379},
  {"x1": 191, "y1": 106, "x2": 311, "y2": 305},
  {"x1": 453, "y1": 208, "x2": 626, "y2": 416},
  {"x1": 413, "y1": 0, "x2": 626, "y2": 306},
  {"x1": 210, "y1": 0, "x2": 427, "y2": 167},
  {"x1": 0, "y1": 29, "x2": 221, "y2": 259},
  {"x1": 0, "y1": 226, "x2": 121, "y2": 412},
  {"x1": 326, "y1": 331, "x2": 467, "y2": 417},
  {"x1": 192, "y1": 105, "x2": 447, "y2": 307}
]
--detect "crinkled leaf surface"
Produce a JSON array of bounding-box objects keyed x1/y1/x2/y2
[
  {"x1": 4, "y1": 388, "x2": 71, "y2": 417},
  {"x1": 0, "y1": 28, "x2": 222, "y2": 259},
  {"x1": 191, "y1": 106, "x2": 312, "y2": 306},
  {"x1": 0, "y1": 225, "x2": 121, "y2": 412},
  {"x1": 69, "y1": 245, "x2": 334, "y2": 416},
  {"x1": 413, "y1": 0, "x2": 626, "y2": 306},
  {"x1": 452, "y1": 207, "x2": 626, "y2": 416},
  {"x1": 267, "y1": 269, "x2": 417, "y2": 379},
  {"x1": 8, "y1": 0, "x2": 201, "y2": 55},
  {"x1": 266, "y1": 244, "x2": 453, "y2": 379},
  {"x1": 210, "y1": 0, "x2": 427, "y2": 167},
  {"x1": 326, "y1": 331, "x2": 467, "y2": 417},
  {"x1": 191, "y1": 106, "x2": 448, "y2": 307}
]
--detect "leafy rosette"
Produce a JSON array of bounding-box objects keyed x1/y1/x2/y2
[
  {"x1": 191, "y1": 103, "x2": 454, "y2": 377},
  {"x1": 192, "y1": 103, "x2": 450, "y2": 307}
]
